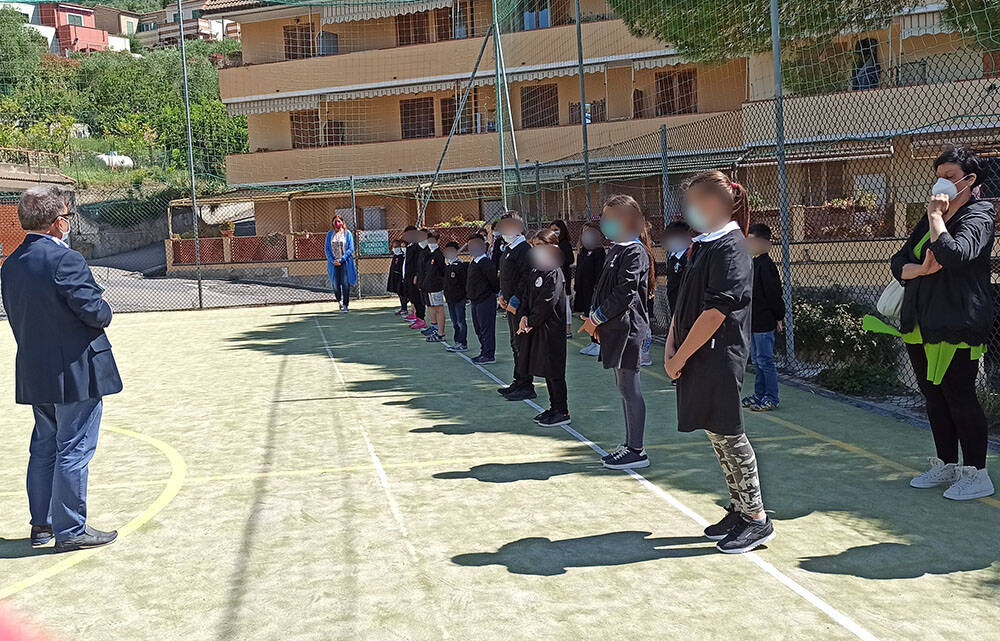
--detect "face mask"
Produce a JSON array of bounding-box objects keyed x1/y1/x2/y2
[
  {"x1": 600, "y1": 219, "x2": 623, "y2": 242},
  {"x1": 931, "y1": 176, "x2": 971, "y2": 200},
  {"x1": 683, "y1": 204, "x2": 713, "y2": 234},
  {"x1": 444, "y1": 251, "x2": 458, "y2": 262},
  {"x1": 581, "y1": 231, "x2": 600, "y2": 249},
  {"x1": 550, "y1": 228, "x2": 561, "y2": 237},
  {"x1": 392, "y1": 247, "x2": 403, "y2": 255},
  {"x1": 427, "y1": 242, "x2": 438, "y2": 251},
  {"x1": 530, "y1": 246, "x2": 559, "y2": 271},
  {"x1": 502, "y1": 232, "x2": 520, "y2": 244},
  {"x1": 667, "y1": 238, "x2": 689, "y2": 254},
  {"x1": 418, "y1": 240, "x2": 428, "y2": 249}
]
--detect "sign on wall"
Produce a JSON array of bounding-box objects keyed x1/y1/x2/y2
[{"x1": 358, "y1": 229, "x2": 389, "y2": 255}]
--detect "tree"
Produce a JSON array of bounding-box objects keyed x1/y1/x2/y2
[
  {"x1": 943, "y1": 0, "x2": 1000, "y2": 52},
  {"x1": 0, "y1": 7, "x2": 46, "y2": 95}
]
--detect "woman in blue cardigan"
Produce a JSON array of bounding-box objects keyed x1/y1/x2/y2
[{"x1": 325, "y1": 214, "x2": 358, "y2": 312}]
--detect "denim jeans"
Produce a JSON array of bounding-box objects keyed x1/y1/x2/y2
[
  {"x1": 27, "y1": 398, "x2": 103, "y2": 541},
  {"x1": 448, "y1": 299, "x2": 468, "y2": 346},
  {"x1": 750, "y1": 331, "x2": 779, "y2": 404},
  {"x1": 331, "y1": 266, "x2": 350, "y2": 308}
]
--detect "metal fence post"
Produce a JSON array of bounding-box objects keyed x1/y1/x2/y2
[
  {"x1": 351, "y1": 175, "x2": 361, "y2": 300},
  {"x1": 176, "y1": 0, "x2": 202, "y2": 309},
  {"x1": 574, "y1": 0, "x2": 592, "y2": 220},
  {"x1": 534, "y1": 161, "x2": 542, "y2": 226},
  {"x1": 660, "y1": 124, "x2": 669, "y2": 227},
  {"x1": 770, "y1": 0, "x2": 795, "y2": 365},
  {"x1": 490, "y1": 8, "x2": 507, "y2": 209}
]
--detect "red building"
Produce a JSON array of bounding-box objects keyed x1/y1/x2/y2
[{"x1": 38, "y1": 3, "x2": 109, "y2": 54}]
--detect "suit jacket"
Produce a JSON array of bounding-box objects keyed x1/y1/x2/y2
[{"x1": 1, "y1": 235, "x2": 122, "y2": 405}]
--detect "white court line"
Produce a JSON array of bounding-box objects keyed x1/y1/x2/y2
[{"x1": 441, "y1": 340, "x2": 882, "y2": 641}]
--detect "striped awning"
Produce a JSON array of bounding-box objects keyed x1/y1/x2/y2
[
  {"x1": 900, "y1": 9, "x2": 952, "y2": 39},
  {"x1": 321, "y1": 0, "x2": 451, "y2": 24},
  {"x1": 632, "y1": 55, "x2": 683, "y2": 70},
  {"x1": 226, "y1": 94, "x2": 321, "y2": 116},
  {"x1": 325, "y1": 79, "x2": 458, "y2": 101},
  {"x1": 507, "y1": 62, "x2": 605, "y2": 82}
]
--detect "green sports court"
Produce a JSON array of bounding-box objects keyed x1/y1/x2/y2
[{"x1": 1, "y1": 300, "x2": 997, "y2": 641}]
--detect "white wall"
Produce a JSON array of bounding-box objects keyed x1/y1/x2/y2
[
  {"x1": 0, "y1": 2, "x2": 38, "y2": 24},
  {"x1": 107, "y1": 35, "x2": 132, "y2": 52}
]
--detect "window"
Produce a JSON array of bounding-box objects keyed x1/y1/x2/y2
[
  {"x1": 66, "y1": 13, "x2": 84, "y2": 26},
  {"x1": 655, "y1": 70, "x2": 697, "y2": 116},
  {"x1": 400, "y1": 97, "x2": 436, "y2": 139},
  {"x1": 126, "y1": 21, "x2": 135, "y2": 34},
  {"x1": 802, "y1": 161, "x2": 845, "y2": 207},
  {"x1": 520, "y1": 84, "x2": 559, "y2": 128},
  {"x1": 632, "y1": 89, "x2": 647, "y2": 118},
  {"x1": 434, "y1": 7, "x2": 453, "y2": 41},
  {"x1": 171, "y1": 12, "x2": 179, "y2": 22},
  {"x1": 191, "y1": 9, "x2": 201, "y2": 18},
  {"x1": 396, "y1": 11, "x2": 429, "y2": 46},
  {"x1": 138, "y1": 21, "x2": 157, "y2": 32},
  {"x1": 324, "y1": 120, "x2": 346, "y2": 146},
  {"x1": 440, "y1": 97, "x2": 474, "y2": 134},
  {"x1": 290, "y1": 109, "x2": 321, "y2": 149},
  {"x1": 453, "y1": 0, "x2": 471, "y2": 38},
  {"x1": 317, "y1": 31, "x2": 338, "y2": 56},
  {"x1": 519, "y1": 0, "x2": 550, "y2": 30},
  {"x1": 569, "y1": 99, "x2": 606, "y2": 125},
  {"x1": 283, "y1": 24, "x2": 314, "y2": 60}
]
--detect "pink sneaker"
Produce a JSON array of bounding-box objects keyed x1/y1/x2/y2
[
  {"x1": 409, "y1": 319, "x2": 428, "y2": 330},
  {"x1": 405, "y1": 313, "x2": 417, "y2": 322}
]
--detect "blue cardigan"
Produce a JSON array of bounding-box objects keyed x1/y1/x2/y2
[{"x1": 325, "y1": 229, "x2": 358, "y2": 285}]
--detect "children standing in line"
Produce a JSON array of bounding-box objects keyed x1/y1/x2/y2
[
  {"x1": 743, "y1": 223, "x2": 785, "y2": 412},
  {"x1": 497, "y1": 212, "x2": 536, "y2": 400},
  {"x1": 665, "y1": 170, "x2": 774, "y2": 554},
  {"x1": 403, "y1": 226, "x2": 428, "y2": 329},
  {"x1": 574, "y1": 222, "x2": 606, "y2": 357},
  {"x1": 423, "y1": 229, "x2": 447, "y2": 342},
  {"x1": 517, "y1": 229, "x2": 571, "y2": 427},
  {"x1": 579, "y1": 195, "x2": 654, "y2": 470},
  {"x1": 466, "y1": 234, "x2": 500, "y2": 365},
  {"x1": 387, "y1": 239, "x2": 407, "y2": 316},
  {"x1": 443, "y1": 241, "x2": 469, "y2": 352}
]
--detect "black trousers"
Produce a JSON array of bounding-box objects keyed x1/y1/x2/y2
[
  {"x1": 906, "y1": 343, "x2": 988, "y2": 469},
  {"x1": 470, "y1": 298, "x2": 496, "y2": 359},
  {"x1": 507, "y1": 313, "x2": 532, "y2": 389},
  {"x1": 408, "y1": 282, "x2": 425, "y2": 319},
  {"x1": 397, "y1": 291, "x2": 408, "y2": 312},
  {"x1": 545, "y1": 376, "x2": 568, "y2": 414}
]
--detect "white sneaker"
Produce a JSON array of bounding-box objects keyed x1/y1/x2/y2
[
  {"x1": 910, "y1": 457, "x2": 959, "y2": 488},
  {"x1": 640, "y1": 354, "x2": 653, "y2": 367},
  {"x1": 943, "y1": 466, "x2": 995, "y2": 501},
  {"x1": 579, "y1": 343, "x2": 600, "y2": 356}
]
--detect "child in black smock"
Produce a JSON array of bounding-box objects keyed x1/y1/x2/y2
[
  {"x1": 517, "y1": 230, "x2": 570, "y2": 427},
  {"x1": 579, "y1": 196, "x2": 653, "y2": 471},
  {"x1": 387, "y1": 240, "x2": 406, "y2": 314},
  {"x1": 665, "y1": 170, "x2": 774, "y2": 555}
]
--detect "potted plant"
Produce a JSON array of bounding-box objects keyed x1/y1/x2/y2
[{"x1": 219, "y1": 220, "x2": 235, "y2": 238}]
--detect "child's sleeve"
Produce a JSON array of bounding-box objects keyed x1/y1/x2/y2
[
  {"x1": 764, "y1": 259, "x2": 785, "y2": 319},
  {"x1": 703, "y1": 240, "x2": 752, "y2": 315},
  {"x1": 527, "y1": 272, "x2": 558, "y2": 328},
  {"x1": 590, "y1": 247, "x2": 643, "y2": 325}
]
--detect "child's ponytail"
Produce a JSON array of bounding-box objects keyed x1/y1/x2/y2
[{"x1": 730, "y1": 180, "x2": 750, "y2": 236}]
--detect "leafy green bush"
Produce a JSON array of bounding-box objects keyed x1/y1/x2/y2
[{"x1": 817, "y1": 363, "x2": 903, "y2": 396}]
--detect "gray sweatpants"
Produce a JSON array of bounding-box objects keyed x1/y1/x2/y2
[{"x1": 614, "y1": 367, "x2": 646, "y2": 449}]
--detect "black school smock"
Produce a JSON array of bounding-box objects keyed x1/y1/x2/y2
[
  {"x1": 387, "y1": 252, "x2": 405, "y2": 294},
  {"x1": 572, "y1": 246, "x2": 606, "y2": 313},
  {"x1": 673, "y1": 222, "x2": 752, "y2": 435},
  {"x1": 443, "y1": 259, "x2": 468, "y2": 303},
  {"x1": 521, "y1": 268, "x2": 567, "y2": 380},
  {"x1": 589, "y1": 242, "x2": 650, "y2": 370}
]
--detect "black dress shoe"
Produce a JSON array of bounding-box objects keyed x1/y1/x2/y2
[
  {"x1": 497, "y1": 385, "x2": 515, "y2": 395},
  {"x1": 54, "y1": 526, "x2": 118, "y2": 553},
  {"x1": 30, "y1": 525, "x2": 53, "y2": 547},
  {"x1": 504, "y1": 387, "x2": 537, "y2": 401}
]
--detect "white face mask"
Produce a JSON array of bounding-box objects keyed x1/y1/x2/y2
[
  {"x1": 392, "y1": 247, "x2": 403, "y2": 255},
  {"x1": 418, "y1": 240, "x2": 428, "y2": 249},
  {"x1": 550, "y1": 228, "x2": 561, "y2": 237},
  {"x1": 427, "y1": 242, "x2": 438, "y2": 251},
  {"x1": 931, "y1": 176, "x2": 969, "y2": 200},
  {"x1": 683, "y1": 204, "x2": 714, "y2": 234}
]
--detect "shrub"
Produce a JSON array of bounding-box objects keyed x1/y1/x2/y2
[{"x1": 817, "y1": 363, "x2": 903, "y2": 396}]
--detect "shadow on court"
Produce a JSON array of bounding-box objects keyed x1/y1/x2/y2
[
  {"x1": 799, "y1": 541, "x2": 1000, "y2": 580},
  {"x1": 0, "y1": 538, "x2": 55, "y2": 559},
  {"x1": 433, "y1": 460, "x2": 601, "y2": 483},
  {"x1": 452, "y1": 531, "x2": 716, "y2": 575}
]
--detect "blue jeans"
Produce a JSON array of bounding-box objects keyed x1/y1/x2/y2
[
  {"x1": 331, "y1": 265, "x2": 350, "y2": 308},
  {"x1": 470, "y1": 298, "x2": 496, "y2": 359},
  {"x1": 750, "y1": 331, "x2": 779, "y2": 404},
  {"x1": 27, "y1": 398, "x2": 103, "y2": 541},
  {"x1": 448, "y1": 299, "x2": 468, "y2": 346}
]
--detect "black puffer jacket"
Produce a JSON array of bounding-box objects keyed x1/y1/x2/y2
[{"x1": 890, "y1": 198, "x2": 996, "y2": 345}]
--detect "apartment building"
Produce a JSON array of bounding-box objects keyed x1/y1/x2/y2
[
  {"x1": 1, "y1": 2, "x2": 59, "y2": 53},
  {"x1": 136, "y1": 0, "x2": 239, "y2": 48},
  {"x1": 92, "y1": 4, "x2": 139, "y2": 37}
]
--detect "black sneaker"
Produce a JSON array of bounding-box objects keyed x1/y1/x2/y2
[
  {"x1": 537, "y1": 412, "x2": 571, "y2": 427},
  {"x1": 601, "y1": 444, "x2": 627, "y2": 462},
  {"x1": 497, "y1": 385, "x2": 516, "y2": 395},
  {"x1": 504, "y1": 387, "x2": 537, "y2": 401},
  {"x1": 533, "y1": 410, "x2": 552, "y2": 423},
  {"x1": 741, "y1": 395, "x2": 759, "y2": 409},
  {"x1": 426, "y1": 333, "x2": 444, "y2": 343},
  {"x1": 603, "y1": 447, "x2": 649, "y2": 470},
  {"x1": 716, "y1": 515, "x2": 775, "y2": 554},
  {"x1": 471, "y1": 356, "x2": 496, "y2": 364},
  {"x1": 703, "y1": 505, "x2": 743, "y2": 541},
  {"x1": 30, "y1": 524, "x2": 53, "y2": 547},
  {"x1": 54, "y1": 526, "x2": 118, "y2": 553}
]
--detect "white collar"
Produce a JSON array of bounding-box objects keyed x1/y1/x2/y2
[
  {"x1": 615, "y1": 239, "x2": 641, "y2": 246},
  {"x1": 28, "y1": 232, "x2": 68, "y2": 248},
  {"x1": 671, "y1": 248, "x2": 688, "y2": 259},
  {"x1": 506, "y1": 235, "x2": 525, "y2": 249},
  {"x1": 693, "y1": 220, "x2": 740, "y2": 243},
  {"x1": 473, "y1": 254, "x2": 487, "y2": 262}
]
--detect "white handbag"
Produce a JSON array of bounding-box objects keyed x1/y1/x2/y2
[{"x1": 876, "y1": 280, "x2": 905, "y2": 323}]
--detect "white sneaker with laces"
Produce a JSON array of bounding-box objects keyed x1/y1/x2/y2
[
  {"x1": 943, "y1": 466, "x2": 995, "y2": 501},
  {"x1": 910, "y1": 457, "x2": 959, "y2": 489},
  {"x1": 579, "y1": 343, "x2": 600, "y2": 356}
]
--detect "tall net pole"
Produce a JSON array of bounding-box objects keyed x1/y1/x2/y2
[
  {"x1": 491, "y1": 4, "x2": 507, "y2": 210},
  {"x1": 574, "y1": 0, "x2": 592, "y2": 220},
  {"x1": 176, "y1": 0, "x2": 203, "y2": 308}
]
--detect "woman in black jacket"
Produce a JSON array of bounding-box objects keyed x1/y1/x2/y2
[
  {"x1": 550, "y1": 219, "x2": 575, "y2": 338},
  {"x1": 885, "y1": 146, "x2": 995, "y2": 501},
  {"x1": 573, "y1": 222, "x2": 606, "y2": 356}
]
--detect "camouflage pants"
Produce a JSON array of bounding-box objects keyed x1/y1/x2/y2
[{"x1": 707, "y1": 432, "x2": 764, "y2": 516}]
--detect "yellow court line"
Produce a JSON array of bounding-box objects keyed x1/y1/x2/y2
[{"x1": 0, "y1": 426, "x2": 187, "y2": 601}]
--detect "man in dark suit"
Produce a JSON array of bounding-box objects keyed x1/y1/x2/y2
[{"x1": 1, "y1": 185, "x2": 122, "y2": 552}]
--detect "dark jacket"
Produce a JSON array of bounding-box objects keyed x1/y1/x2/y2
[
  {"x1": 558, "y1": 240, "x2": 574, "y2": 295},
  {"x1": 573, "y1": 246, "x2": 606, "y2": 313},
  {"x1": 1, "y1": 235, "x2": 123, "y2": 405},
  {"x1": 673, "y1": 229, "x2": 752, "y2": 435},
  {"x1": 404, "y1": 244, "x2": 423, "y2": 290},
  {"x1": 387, "y1": 251, "x2": 405, "y2": 293},
  {"x1": 422, "y1": 247, "x2": 446, "y2": 293},
  {"x1": 751, "y1": 252, "x2": 785, "y2": 333},
  {"x1": 443, "y1": 259, "x2": 468, "y2": 303},
  {"x1": 499, "y1": 238, "x2": 532, "y2": 311},
  {"x1": 467, "y1": 255, "x2": 500, "y2": 303},
  {"x1": 590, "y1": 242, "x2": 649, "y2": 370},
  {"x1": 890, "y1": 198, "x2": 995, "y2": 345},
  {"x1": 521, "y1": 268, "x2": 567, "y2": 380},
  {"x1": 665, "y1": 251, "x2": 687, "y2": 313},
  {"x1": 490, "y1": 236, "x2": 506, "y2": 273}
]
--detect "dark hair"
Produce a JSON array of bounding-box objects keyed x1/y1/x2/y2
[
  {"x1": 664, "y1": 220, "x2": 691, "y2": 235},
  {"x1": 934, "y1": 145, "x2": 984, "y2": 187},
  {"x1": 468, "y1": 233, "x2": 485, "y2": 243},
  {"x1": 404, "y1": 225, "x2": 418, "y2": 232},
  {"x1": 747, "y1": 223, "x2": 772, "y2": 240},
  {"x1": 445, "y1": 241, "x2": 459, "y2": 249},
  {"x1": 531, "y1": 228, "x2": 559, "y2": 245},
  {"x1": 601, "y1": 194, "x2": 657, "y2": 294},
  {"x1": 427, "y1": 229, "x2": 440, "y2": 240},
  {"x1": 683, "y1": 170, "x2": 750, "y2": 235},
  {"x1": 549, "y1": 219, "x2": 570, "y2": 237}
]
